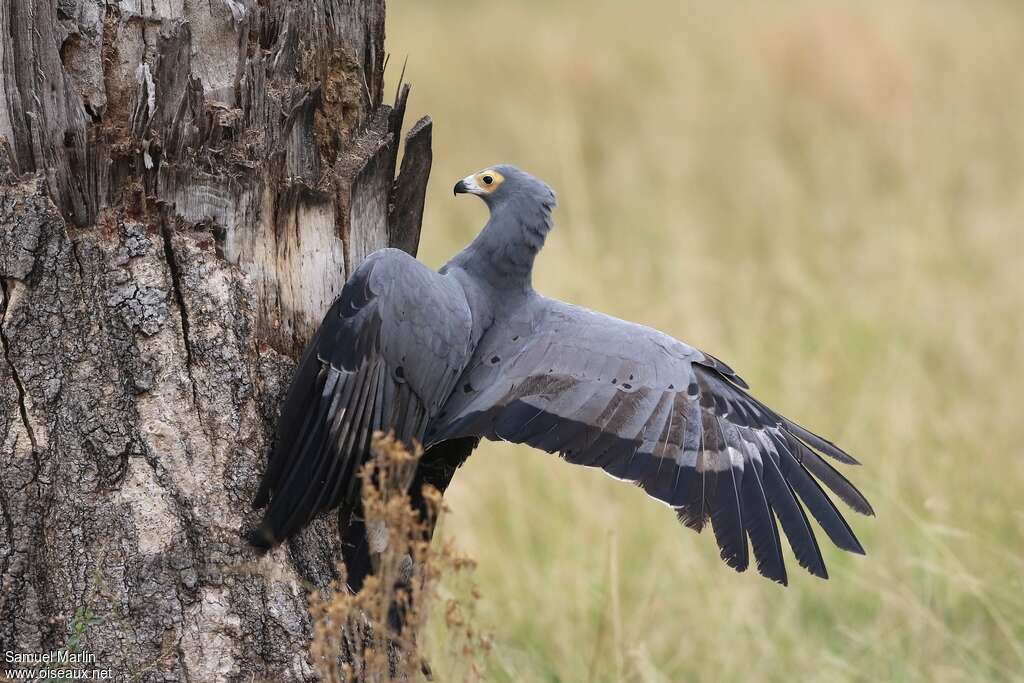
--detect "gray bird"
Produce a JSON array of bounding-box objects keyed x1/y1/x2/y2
[{"x1": 249, "y1": 164, "x2": 873, "y2": 589}]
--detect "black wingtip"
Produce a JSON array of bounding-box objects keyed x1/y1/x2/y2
[
  {"x1": 251, "y1": 478, "x2": 273, "y2": 510},
  {"x1": 246, "y1": 524, "x2": 277, "y2": 551},
  {"x1": 785, "y1": 420, "x2": 860, "y2": 466}
]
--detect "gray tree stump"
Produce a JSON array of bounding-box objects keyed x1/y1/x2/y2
[{"x1": 0, "y1": 1, "x2": 431, "y2": 680}]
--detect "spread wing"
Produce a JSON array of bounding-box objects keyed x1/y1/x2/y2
[
  {"x1": 428, "y1": 298, "x2": 873, "y2": 584},
  {"x1": 250, "y1": 249, "x2": 473, "y2": 547}
]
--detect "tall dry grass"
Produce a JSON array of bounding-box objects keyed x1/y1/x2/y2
[
  {"x1": 385, "y1": 1, "x2": 1024, "y2": 680},
  {"x1": 307, "y1": 434, "x2": 490, "y2": 682}
]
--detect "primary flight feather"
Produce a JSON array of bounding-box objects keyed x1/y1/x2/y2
[{"x1": 249, "y1": 164, "x2": 873, "y2": 589}]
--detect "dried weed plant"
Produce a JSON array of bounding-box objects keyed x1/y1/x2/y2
[{"x1": 308, "y1": 432, "x2": 491, "y2": 682}]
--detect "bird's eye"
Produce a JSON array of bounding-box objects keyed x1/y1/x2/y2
[{"x1": 482, "y1": 175, "x2": 493, "y2": 185}]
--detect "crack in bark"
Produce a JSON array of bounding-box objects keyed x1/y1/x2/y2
[
  {"x1": 0, "y1": 479, "x2": 14, "y2": 578},
  {"x1": 160, "y1": 223, "x2": 202, "y2": 411},
  {"x1": 0, "y1": 278, "x2": 38, "y2": 451}
]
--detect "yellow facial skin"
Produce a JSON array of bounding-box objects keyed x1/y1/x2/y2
[{"x1": 474, "y1": 169, "x2": 505, "y2": 194}]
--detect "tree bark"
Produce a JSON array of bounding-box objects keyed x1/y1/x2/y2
[{"x1": 0, "y1": 1, "x2": 431, "y2": 680}]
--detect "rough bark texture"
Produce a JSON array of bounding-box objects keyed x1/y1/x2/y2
[{"x1": 0, "y1": 1, "x2": 431, "y2": 680}]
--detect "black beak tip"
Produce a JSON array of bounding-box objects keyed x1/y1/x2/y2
[{"x1": 453, "y1": 179, "x2": 467, "y2": 196}]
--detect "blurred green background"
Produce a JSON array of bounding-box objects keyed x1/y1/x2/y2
[{"x1": 385, "y1": 1, "x2": 1024, "y2": 681}]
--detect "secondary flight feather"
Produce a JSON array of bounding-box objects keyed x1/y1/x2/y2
[{"x1": 249, "y1": 164, "x2": 873, "y2": 589}]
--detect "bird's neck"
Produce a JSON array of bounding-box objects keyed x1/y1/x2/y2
[{"x1": 447, "y1": 201, "x2": 554, "y2": 294}]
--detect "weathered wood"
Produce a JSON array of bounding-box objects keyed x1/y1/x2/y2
[
  {"x1": 0, "y1": 0, "x2": 430, "y2": 680},
  {"x1": 390, "y1": 114, "x2": 433, "y2": 257}
]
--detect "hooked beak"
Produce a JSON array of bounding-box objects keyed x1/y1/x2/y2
[{"x1": 453, "y1": 174, "x2": 482, "y2": 196}]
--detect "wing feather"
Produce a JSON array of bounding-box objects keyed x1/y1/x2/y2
[
  {"x1": 758, "y1": 432, "x2": 828, "y2": 578},
  {"x1": 773, "y1": 432, "x2": 865, "y2": 554},
  {"x1": 250, "y1": 250, "x2": 473, "y2": 550},
  {"x1": 709, "y1": 418, "x2": 749, "y2": 572},
  {"x1": 738, "y1": 443, "x2": 788, "y2": 584},
  {"x1": 429, "y1": 297, "x2": 869, "y2": 582}
]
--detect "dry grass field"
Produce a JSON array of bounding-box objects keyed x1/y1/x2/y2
[{"x1": 385, "y1": 1, "x2": 1024, "y2": 680}]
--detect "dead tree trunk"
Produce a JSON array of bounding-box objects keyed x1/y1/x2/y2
[{"x1": 0, "y1": 0, "x2": 431, "y2": 680}]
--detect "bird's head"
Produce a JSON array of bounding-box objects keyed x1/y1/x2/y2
[{"x1": 453, "y1": 164, "x2": 557, "y2": 213}]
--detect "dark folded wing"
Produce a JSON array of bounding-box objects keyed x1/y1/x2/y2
[
  {"x1": 249, "y1": 249, "x2": 473, "y2": 547},
  {"x1": 428, "y1": 298, "x2": 872, "y2": 584}
]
